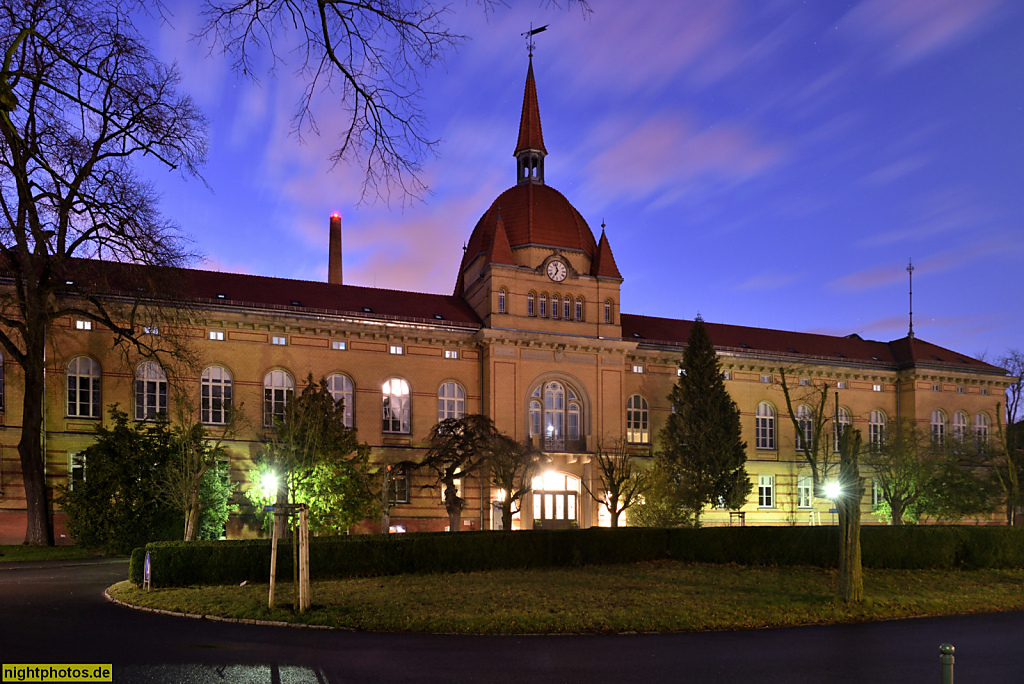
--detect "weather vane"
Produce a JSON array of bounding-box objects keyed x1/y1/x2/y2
[
  {"x1": 522, "y1": 23, "x2": 549, "y2": 57},
  {"x1": 907, "y1": 258, "x2": 915, "y2": 339}
]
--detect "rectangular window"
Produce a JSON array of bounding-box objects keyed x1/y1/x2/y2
[
  {"x1": 445, "y1": 350, "x2": 459, "y2": 359},
  {"x1": 871, "y1": 479, "x2": 882, "y2": 507},
  {"x1": 143, "y1": 326, "x2": 159, "y2": 335},
  {"x1": 209, "y1": 331, "x2": 224, "y2": 341},
  {"x1": 632, "y1": 365, "x2": 644, "y2": 374},
  {"x1": 271, "y1": 336, "x2": 286, "y2": 346},
  {"x1": 872, "y1": 384, "x2": 882, "y2": 392},
  {"x1": 722, "y1": 371, "x2": 731, "y2": 380},
  {"x1": 836, "y1": 381, "x2": 847, "y2": 389},
  {"x1": 760, "y1": 375, "x2": 772, "y2": 384},
  {"x1": 981, "y1": 388, "x2": 989, "y2": 396},
  {"x1": 69, "y1": 453, "x2": 86, "y2": 490},
  {"x1": 332, "y1": 341, "x2": 346, "y2": 350},
  {"x1": 388, "y1": 466, "x2": 410, "y2": 504},
  {"x1": 800, "y1": 378, "x2": 809, "y2": 386},
  {"x1": 797, "y1": 476, "x2": 812, "y2": 509},
  {"x1": 389, "y1": 345, "x2": 403, "y2": 355},
  {"x1": 932, "y1": 384, "x2": 941, "y2": 392},
  {"x1": 956, "y1": 386, "x2": 965, "y2": 394},
  {"x1": 758, "y1": 475, "x2": 774, "y2": 508},
  {"x1": 75, "y1": 320, "x2": 92, "y2": 330}
]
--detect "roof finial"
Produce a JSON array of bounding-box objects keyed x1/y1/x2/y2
[
  {"x1": 907, "y1": 258, "x2": 915, "y2": 339},
  {"x1": 522, "y1": 23, "x2": 548, "y2": 58}
]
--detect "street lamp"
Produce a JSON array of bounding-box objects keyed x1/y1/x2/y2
[
  {"x1": 261, "y1": 471, "x2": 278, "y2": 495},
  {"x1": 823, "y1": 481, "x2": 842, "y2": 500}
]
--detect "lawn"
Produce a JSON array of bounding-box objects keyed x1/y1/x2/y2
[
  {"x1": 0, "y1": 544, "x2": 111, "y2": 563},
  {"x1": 107, "y1": 561, "x2": 1024, "y2": 634}
]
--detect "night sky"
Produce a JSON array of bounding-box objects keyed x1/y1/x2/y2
[{"x1": 141, "y1": 0, "x2": 1024, "y2": 362}]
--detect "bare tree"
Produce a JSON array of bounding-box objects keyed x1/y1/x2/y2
[
  {"x1": 583, "y1": 439, "x2": 649, "y2": 528},
  {"x1": 421, "y1": 414, "x2": 495, "y2": 532},
  {"x1": 862, "y1": 419, "x2": 938, "y2": 525},
  {"x1": 486, "y1": 433, "x2": 538, "y2": 531},
  {"x1": 1000, "y1": 349, "x2": 1023, "y2": 428},
  {"x1": 198, "y1": 0, "x2": 591, "y2": 203},
  {"x1": 777, "y1": 367, "x2": 840, "y2": 500},
  {"x1": 0, "y1": 0, "x2": 207, "y2": 544},
  {"x1": 835, "y1": 415, "x2": 864, "y2": 603}
]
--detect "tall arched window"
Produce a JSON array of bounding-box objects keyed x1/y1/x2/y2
[
  {"x1": 327, "y1": 374, "x2": 354, "y2": 428},
  {"x1": 437, "y1": 381, "x2": 465, "y2": 421},
  {"x1": 626, "y1": 395, "x2": 649, "y2": 444},
  {"x1": 575, "y1": 297, "x2": 583, "y2": 321},
  {"x1": 930, "y1": 410, "x2": 946, "y2": 443},
  {"x1": 833, "y1": 407, "x2": 851, "y2": 452},
  {"x1": 67, "y1": 357, "x2": 101, "y2": 418},
  {"x1": 135, "y1": 361, "x2": 168, "y2": 420},
  {"x1": 755, "y1": 403, "x2": 775, "y2": 450},
  {"x1": 869, "y1": 410, "x2": 887, "y2": 445},
  {"x1": 263, "y1": 370, "x2": 294, "y2": 427},
  {"x1": 382, "y1": 378, "x2": 411, "y2": 434},
  {"x1": 539, "y1": 294, "x2": 547, "y2": 318},
  {"x1": 551, "y1": 293, "x2": 560, "y2": 319},
  {"x1": 794, "y1": 405, "x2": 813, "y2": 451},
  {"x1": 201, "y1": 366, "x2": 233, "y2": 425},
  {"x1": 527, "y1": 292, "x2": 536, "y2": 317},
  {"x1": 603, "y1": 300, "x2": 612, "y2": 324},
  {"x1": 975, "y1": 413, "x2": 990, "y2": 443},
  {"x1": 530, "y1": 381, "x2": 582, "y2": 450},
  {"x1": 497, "y1": 288, "x2": 506, "y2": 314},
  {"x1": 952, "y1": 411, "x2": 968, "y2": 441},
  {"x1": 562, "y1": 296, "x2": 571, "y2": 320}
]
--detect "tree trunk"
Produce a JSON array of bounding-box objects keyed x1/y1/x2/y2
[
  {"x1": 891, "y1": 500, "x2": 904, "y2": 526},
  {"x1": 19, "y1": 341, "x2": 53, "y2": 546},
  {"x1": 501, "y1": 501, "x2": 513, "y2": 531},
  {"x1": 609, "y1": 495, "x2": 620, "y2": 528},
  {"x1": 693, "y1": 508, "x2": 702, "y2": 528},
  {"x1": 184, "y1": 486, "x2": 201, "y2": 541},
  {"x1": 837, "y1": 468, "x2": 863, "y2": 602}
]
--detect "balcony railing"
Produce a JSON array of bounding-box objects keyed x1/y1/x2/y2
[{"x1": 531, "y1": 435, "x2": 588, "y2": 454}]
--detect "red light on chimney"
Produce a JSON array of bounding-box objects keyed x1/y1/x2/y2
[{"x1": 331, "y1": 212, "x2": 341, "y2": 219}]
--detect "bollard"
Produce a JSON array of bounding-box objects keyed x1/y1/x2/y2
[{"x1": 939, "y1": 643, "x2": 954, "y2": 684}]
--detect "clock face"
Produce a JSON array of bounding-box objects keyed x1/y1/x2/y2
[{"x1": 546, "y1": 260, "x2": 567, "y2": 282}]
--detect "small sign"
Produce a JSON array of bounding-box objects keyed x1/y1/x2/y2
[
  {"x1": 263, "y1": 505, "x2": 275, "y2": 512},
  {"x1": 829, "y1": 508, "x2": 838, "y2": 513},
  {"x1": 143, "y1": 551, "x2": 152, "y2": 592}
]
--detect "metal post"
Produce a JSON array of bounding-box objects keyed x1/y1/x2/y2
[
  {"x1": 298, "y1": 506, "x2": 309, "y2": 612},
  {"x1": 268, "y1": 510, "x2": 280, "y2": 609},
  {"x1": 940, "y1": 643, "x2": 954, "y2": 684}
]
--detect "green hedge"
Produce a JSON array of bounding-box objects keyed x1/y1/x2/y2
[{"x1": 129, "y1": 525, "x2": 1024, "y2": 587}]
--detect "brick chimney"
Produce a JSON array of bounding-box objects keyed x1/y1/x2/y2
[{"x1": 328, "y1": 213, "x2": 343, "y2": 285}]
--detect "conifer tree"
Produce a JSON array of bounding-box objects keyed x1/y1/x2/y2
[{"x1": 658, "y1": 316, "x2": 751, "y2": 525}]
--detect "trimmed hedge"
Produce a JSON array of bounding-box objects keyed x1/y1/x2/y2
[{"x1": 129, "y1": 526, "x2": 1024, "y2": 588}]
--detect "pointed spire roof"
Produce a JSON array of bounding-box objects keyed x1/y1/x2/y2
[
  {"x1": 486, "y1": 211, "x2": 516, "y2": 266},
  {"x1": 591, "y1": 228, "x2": 622, "y2": 279},
  {"x1": 515, "y1": 57, "x2": 547, "y2": 155}
]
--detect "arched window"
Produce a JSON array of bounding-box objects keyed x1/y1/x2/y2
[
  {"x1": 438, "y1": 381, "x2": 465, "y2": 421},
  {"x1": 530, "y1": 381, "x2": 582, "y2": 450},
  {"x1": 201, "y1": 366, "x2": 232, "y2": 425},
  {"x1": 603, "y1": 300, "x2": 612, "y2": 324},
  {"x1": 562, "y1": 296, "x2": 571, "y2": 320},
  {"x1": 833, "y1": 407, "x2": 851, "y2": 452},
  {"x1": 952, "y1": 411, "x2": 968, "y2": 441},
  {"x1": 550, "y1": 293, "x2": 559, "y2": 319},
  {"x1": 327, "y1": 374, "x2": 354, "y2": 428},
  {"x1": 575, "y1": 297, "x2": 583, "y2": 321},
  {"x1": 527, "y1": 292, "x2": 536, "y2": 317},
  {"x1": 135, "y1": 361, "x2": 168, "y2": 420},
  {"x1": 539, "y1": 294, "x2": 547, "y2": 318},
  {"x1": 795, "y1": 405, "x2": 812, "y2": 451},
  {"x1": 497, "y1": 288, "x2": 506, "y2": 314},
  {"x1": 263, "y1": 370, "x2": 294, "y2": 427},
  {"x1": 382, "y1": 378, "x2": 411, "y2": 434},
  {"x1": 755, "y1": 403, "x2": 775, "y2": 450},
  {"x1": 67, "y1": 357, "x2": 101, "y2": 418},
  {"x1": 869, "y1": 410, "x2": 887, "y2": 445},
  {"x1": 626, "y1": 395, "x2": 649, "y2": 444},
  {"x1": 930, "y1": 410, "x2": 946, "y2": 443},
  {"x1": 975, "y1": 413, "x2": 989, "y2": 443}
]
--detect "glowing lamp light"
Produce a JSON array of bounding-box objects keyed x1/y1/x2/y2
[
  {"x1": 261, "y1": 471, "x2": 278, "y2": 493},
  {"x1": 823, "y1": 481, "x2": 842, "y2": 500},
  {"x1": 331, "y1": 211, "x2": 341, "y2": 219}
]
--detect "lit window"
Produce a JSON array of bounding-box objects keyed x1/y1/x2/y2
[
  {"x1": 551, "y1": 293, "x2": 559, "y2": 319},
  {"x1": 834, "y1": 407, "x2": 851, "y2": 452},
  {"x1": 387, "y1": 464, "x2": 410, "y2": 504},
  {"x1": 932, "y1": 384, "x2": 941, "y2": 392},
  {"x1": 981, "y1": 388, "x2": 989, "y2": 396},
  {"x1": 445, "y1": 350, "x2": 459, "y2": 359},
  {"x1": 836, "y1": 381, "x2": 847, "y2": 389},
  {"x1": 383, "y1": 378, "x2": 411, "y2": 434},
  {"x1": 755, "y1": 403, "x2": 775, "y2": 450},
  {"x1": 633, "y1": 365, "x2": 644, "y2": 374},
  {"x1": 332, "y1": 341, "x2": 346, "y2": 350},
  {"x1": 143, "y1": 326, "x2": 159, "y2": 335},
  {"x1": 201, "y1": 366, "x2": 233, "y2": 425},
  {"x1": 952, "y1": 411, "x2": 968, "y2": 440},
  {"x1": 135, "y1": 361, "x2": 168, "y2": 420},
  {"x1": 760, "y1": 375, "x2": 772, "y2": 384},
  {"x1": 575, "y1": 297, "x2": 583, "y2": 321},
  {"x1": 539, "y1": 294, "x2": 547, "y2": 318},
  {"x1": 677, "y1": 368, "x2": 684, "y2": 377},
  {"x1": 437, "y1": 381, "x2": 465, "y2": 421},
  {"x1": 327, "y1": 374, "x2": 354, "y2": 428},
  {"x1": 390, "y1": 345, "x2": 403, "y2": 355},
  {"x1": 956, "y1": 386, "x2": 965, "y2": 394},
  {"x1": 872, "y1": 384, "x2": 882, "y2": 392},
  {"x1": 209, "y1": 331, "x2": 224, "y2": 341},
  {"x1": 930, "y1": 410, "x2": 946, "y2": 443},
  {"x1": 272, "y1": 336, "x2": 286, "y2": 346},
  {"x1": 497, "y1": 289, "x2": 506, "y2": 314},
  {"x1": 563, "y1": 296, "x2": 571, "y2": 320},
  {"x1": 758, "y1": 474, "x2": 774, "y2": 508},
  {"x1": 975, "y1": 413, "x2": 989, "y2": 443},
  {"x1": 869, "y1": 410, "x2": 886, "y2": 445},
  {"x1": 872, "y1": 479, "x2": 882, "y2": 507},
  {"x1": 75, "y1": 319, "x2": 92, "y2": 330},
  {"x1": 800, "y1": 378, "x2": 809, "y2": 386},
  {"x1": 626, "y1": 395, "x2": 649, "y2": 444},
  {"x1": 67, "y1": 357, "x2": 101, "y2": 418},
  {"x1": 722, "y1": 371, "x2": 731, "y2": 380},
  {"x1": 263, "y1": 370, "x2": 294, "y2": 427},
  {"x1": 795, "y1": 405, "x2": 812, "y2": 451},
  {"x1": 69, "y1": 453, "x2": 86, "y2": 491},
  {"x1": 527, "y1": 293, "x2": 536, "y2": 316},
  {"x1": 797, "y1": 476, "x2": 812, "y2": 509},
  {"x1": 603, "y1": 300, "x2": 612, "y2": 324},
  {"x1": 529, "y1": 381, "x2": 582, "y2": 449}
]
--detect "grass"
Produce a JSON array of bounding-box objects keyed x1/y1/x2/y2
[
  {"x1": 107, "y1": 561, "x2": 1024, "y2": 634},
  {"x1": 0, "y1": 544, "x2": 111, "y2": 563}
]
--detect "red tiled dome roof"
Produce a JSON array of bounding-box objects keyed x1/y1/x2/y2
[{"x1": 471, "y1": 183, "x2": 597, "y2": 257}]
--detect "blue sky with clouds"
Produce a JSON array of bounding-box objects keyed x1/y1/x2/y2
[{"x1": 142, "y1": 0, "x2": 1024, "y2": 361}]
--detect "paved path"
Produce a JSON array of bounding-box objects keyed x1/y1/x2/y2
[{"x1": 2, "y1": 559, "x2": 1022, "y2": 683}]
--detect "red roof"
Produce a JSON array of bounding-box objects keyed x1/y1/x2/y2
[
  {"x1": 621, "y1": 313, "x2": 1000, "y2": 372},
  {"x1": 515, "y1": 58, "x2": 546, "y2": 155},
  {"x1": 591, "y1": 229, "x2": 622, "y2": 279}
]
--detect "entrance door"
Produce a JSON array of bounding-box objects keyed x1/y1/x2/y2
[{"x1": 532, "y1": 490, "x2": 578, "y2": 529}]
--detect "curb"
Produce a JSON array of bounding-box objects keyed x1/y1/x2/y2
[{"x1": 103, "y1": 585, "x2": 339, "y2": 631}]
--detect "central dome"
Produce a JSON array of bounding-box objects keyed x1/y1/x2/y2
[{"x1": 471, "y1": 183, "x2": 598, "y2": 258}]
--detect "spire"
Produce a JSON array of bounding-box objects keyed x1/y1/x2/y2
[
  {"x1": 906, "y1": 258, "x2": 915, "y2": 339},
  {"x1": 591, "y1": 225, "x2": 622, "y2": 279},
  {"x1": 486, "y1": 209, "x2": 516, "y2": 266},
  {"x1": 515, "y1": 56, "x2": 547, "y2": 185}
]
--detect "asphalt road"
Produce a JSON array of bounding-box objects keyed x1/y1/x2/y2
[{"x1": 1, "y1": 559, "x2": 1023, "y2": 683}]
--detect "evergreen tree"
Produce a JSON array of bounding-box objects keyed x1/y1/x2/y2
[{"x1": 658, "y1": 316, "x2": 751, "y2": 525}]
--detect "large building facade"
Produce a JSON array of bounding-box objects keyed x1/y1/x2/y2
[{"x1": 0, "y1": 60, "x2": 1012, "y2": 542}]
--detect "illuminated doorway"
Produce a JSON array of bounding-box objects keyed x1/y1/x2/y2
[{"x1": 531, "y1": 471, "x2": 581, "y2": 529}]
